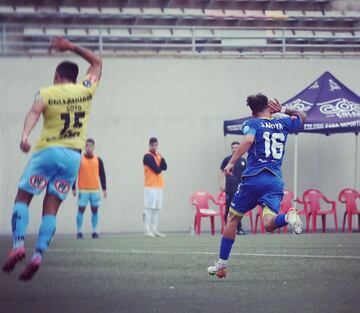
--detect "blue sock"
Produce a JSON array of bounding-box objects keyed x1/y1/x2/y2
[
  {"x1": 35, "y1": 215, "x2": 56, "y2": 255},
  {"x1": 219, "y1": 237, "x2": 235, "y2": 261},
  {"x1": 11, "y1": 202, "x2": 29, "y2": 249},
  {"x1": 91, "y1": 212, "x2": 99, "y2": 233},
  {"x1": 275, "y1": 214, "x2": 288, "y2": 229},
  {"x1": 76, "y1": 212, "x2": 84, "y2": 233}
]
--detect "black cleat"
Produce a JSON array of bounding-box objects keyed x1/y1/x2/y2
[
  {"x1": 76, "y1": 232, "x2": 83, "y2": 239},
  {"x1": 92, "y1": 232, "x2": 99, "y2": 239}
]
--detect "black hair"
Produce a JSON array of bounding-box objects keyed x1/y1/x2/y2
[
  {"x1": 86, "y1": 138, "x2": 95, "y2": 145},
  {"x1": 56, "y1": 61, "x2": 79, "y2": 83},
  {"x1": 149, "y1": 137, "x2": 158, "y2": 145},
  {"x1": 246, "y1": 93, "x2": 268, "y2": 114},
  {"x1": 231, "y1": 141, "x2": 240, "y2": 146}
]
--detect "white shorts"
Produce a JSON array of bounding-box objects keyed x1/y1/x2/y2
[{"x1": 144, "y1": 188, "x2": 163, "y2": 210}]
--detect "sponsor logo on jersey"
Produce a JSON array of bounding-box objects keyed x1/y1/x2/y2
[
  {"x1": 29, "y1": 175, "x2": 47, "y2": 189},
  {"x1": 54, "y1": 180, "x2": 70, "y2": 194},
  {"x1": 83, "y1": 80, "x2": 92, "y2": 88}
]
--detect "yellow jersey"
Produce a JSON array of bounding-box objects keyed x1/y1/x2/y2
[{"x1": 34, "y1": 74, "x2": 99, "y2": 152}]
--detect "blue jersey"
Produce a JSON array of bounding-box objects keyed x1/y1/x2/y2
[{"x1": 242, "y1": 116, "x2": 302, "y2": 178}]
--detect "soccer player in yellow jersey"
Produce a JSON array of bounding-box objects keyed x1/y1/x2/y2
[{"x1": 2, "y1": 37, "x2": 102, "y2": 281}]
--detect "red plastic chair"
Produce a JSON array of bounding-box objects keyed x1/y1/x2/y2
[
  {"x1": 278, "y1": 190, "x2": 309, "y2": 233},
  {"x1": 254, "y1": 206, "x2": 265, "y2": 234},
  {"x1": 190, "y1": 191, "x2": 224, "y2": 235},
  {"x1": 216, "y1": 192, "x2": 254, "y2": 233},
  {"x1": 302, "y1": 189, "x2": 338, "y2": 233},
  {"x1": 338, "y1": 188, "x2": 360, "y2": 233},
  {"x1": 216, "y1": 192, "x2": 226, "y2": 216}
]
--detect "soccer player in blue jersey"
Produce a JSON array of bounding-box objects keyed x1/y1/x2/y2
[{"x1": 208, "y1": 93, "x2": 306, "y2": 279}]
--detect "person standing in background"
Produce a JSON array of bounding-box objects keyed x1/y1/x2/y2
[
  {"x1": 143, "y1": 137, "x2": 167, "y2": 237},
  {"x1": 220, "y1": 141, "x2": 247, "y2": 235},
  {"x1": 72, "y1": 138, "x2": 107, "y2": 239}
]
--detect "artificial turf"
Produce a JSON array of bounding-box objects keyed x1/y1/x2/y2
[{"x1": 0, "y1": 233, "x2": 359, "y2": 313}]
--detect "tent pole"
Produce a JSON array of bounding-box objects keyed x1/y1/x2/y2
[
  {"x1": 355, "y1": 133, "x2": 359, "y2": 190},
  {"x1": 294, "y1": 134, "x2": 298, "y2": 207}
]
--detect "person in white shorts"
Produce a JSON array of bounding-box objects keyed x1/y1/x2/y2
[{"x1": 143, "y1": 137, "x2": 167, "y2": 237}]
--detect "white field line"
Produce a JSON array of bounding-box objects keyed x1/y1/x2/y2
[{"x1": 51, "y1": 248, "x2": 360, "y2": 260}]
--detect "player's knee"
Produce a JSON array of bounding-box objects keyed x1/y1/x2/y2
[
  {"x1": 15, "y1": 189, "x2": 33, "y2": 205},
  {"x1": 91, "y1": 207, "x2": 98, "y2": 214},
  {"x1": 264, "y1": 223, "x2": 274, "y2": 232},
  {"x1": 263, "y1": 216, "x2": 275, "y2": 232},
  {"x1": 78, "y1": 207, "x2": 86, "y2": 214}
]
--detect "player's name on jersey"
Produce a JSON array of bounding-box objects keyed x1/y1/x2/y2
[
  {"x1": 48, "y1": 95, "x2": 92, "y2": 106},
  {"x1": 260, "y1": 121, "x2": 284, "y2": 130}
]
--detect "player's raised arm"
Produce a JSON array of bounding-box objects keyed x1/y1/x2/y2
[
  {"x1": 268, "y1": 98, "x2": 307, "y2": 124},
  {"x1": 20, "y1": 97, "x2": 46, "y2": 153},
  {"x1": 51, "y1": 37, "x2": 103, "y2": 80}
]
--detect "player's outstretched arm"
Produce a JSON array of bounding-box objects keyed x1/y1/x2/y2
[
  {"x1": 268, "y1": 98, "x2": 307, "y2": 124},
  {"x1": 20, "y1": 99, "x2": 45, "y2": 153},
  {"x1": 51, "y1": 37, "x2": 103, "y2": 80},
  {"x1": 224, "y1": 135, "x2": 254, "y2": 176}
]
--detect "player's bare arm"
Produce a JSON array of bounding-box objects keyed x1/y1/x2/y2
[
  {"x1": 224, "y1": 135, "x2": 254, "y2": 176},
  {"x1": 268, "y1": 98, "x2": 307, "y2": 123},
  {"x1": 20, "y1": 99, "x2": 46, "y2": 153},
  {"x1": 51, "y1": 37, "x2": 103, "y2": 80}
]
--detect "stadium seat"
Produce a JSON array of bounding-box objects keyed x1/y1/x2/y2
[
  {"x1": 254, "y1": 205, "x2": 265, "y2": 234},
  {"x1": 338, "y1": 188, "x2": 360, "y2": 233},
  {"x1": 216, "y1": 192, "x2": 254, "y2": 233},
  {"x1": 296, "y1": 197, "x2": 310, "y2": 233},
  {"x1": 190, "y1": 191, "x2": 224, "y2": 235},
  {"x1": 277, "y1": 190, "x2": 309, "y2": 233},
  {"x1": 302, "y1": 189, "x2": 338, "y2": 233}
]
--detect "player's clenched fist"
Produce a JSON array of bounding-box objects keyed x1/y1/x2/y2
[
  {"x1": 224, "y1": 163, "x2": 234, "y2": 176},
  {"x1": 51, "y1": 37, "x2": 73, "y2": 52}
]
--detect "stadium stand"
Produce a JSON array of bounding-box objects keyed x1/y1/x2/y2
[{"x1": 0, "y1": 0, "x2": 359, "y2": 56}]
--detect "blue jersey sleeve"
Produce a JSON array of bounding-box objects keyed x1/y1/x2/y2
[
  {"x1": 280, "y1": 116, "x2": 302, "y2": 133},
  {"x1": 242, "y1": 119, "x2": 257, "y2": 136}
]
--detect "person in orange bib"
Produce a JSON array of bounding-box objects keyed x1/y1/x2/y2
[
  {"x1": 143, "y1": 137, "x2": 167, "y2": 237},
  {"x1": 72, "y1": 138, "x2": 107, "y2": 239}
]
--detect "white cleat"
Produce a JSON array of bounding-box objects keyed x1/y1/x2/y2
[
  {"x1": 207, "y1": 261, "x2": 227, "y2": 279},
  {"x1": 286, "y1": 208, "x2": 303, "y2": 234},
  {"x1": 144, "y1": 230, "x2": 156, "y2": 237},
  {"x1": 152, "y1": 230, "x2": 166, "y2": 238}
]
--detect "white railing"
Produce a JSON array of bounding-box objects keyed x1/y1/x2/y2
[{"x1": 1, "y1": 24, "x2": 360, "y2": 57}]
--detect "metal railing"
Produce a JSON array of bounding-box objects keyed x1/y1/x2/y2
[{"x1": 1, "y1": 24, "x2": 360, "y2": 57}]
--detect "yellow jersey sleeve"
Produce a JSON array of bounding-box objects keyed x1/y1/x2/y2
[
  {"x1": 81, "y1": 73, "x2": 99, "y2": 96},
  {"x1": 34, "y1": 77, "x2": 98, "y2": 152}
]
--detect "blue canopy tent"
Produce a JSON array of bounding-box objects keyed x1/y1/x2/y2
[{"x1": 223, "y1": 71, "x2": 360, "y2": 200}]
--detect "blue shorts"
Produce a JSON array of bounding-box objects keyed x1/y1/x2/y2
[
  {"x1": 230, "y1": 170, "x2": 284, "y2": 216},
  {"x1": 78, "y1": 191, "x2": 101, "y2": 208},
  {"x1": 19, "y1": 147, "x2": 81, "y2": 201}
]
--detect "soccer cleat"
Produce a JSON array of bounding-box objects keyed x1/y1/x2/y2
[
  {"x1": 151, "y1": 229, "x2": 166, "y2": 238},
  {"x1": 76, "y1": 232, "x2": 83, "y2": 239},
  {"x1": 2, "y1": 246, "x2": 26, "y2": 273},
  {"x1": 286, "y1": 208, "x2": 303, "y2": 234},
  {"x1": 207, "y1": 261, "x2": 227, "y2": 279},
  {"x1": 237, "y1": 228, "x2": 247, "y2": 235},
  {"x1": 92, "y1": 232, "x2": 99, "y2": 239},
  {"x1": 144, "y1": 230, "x2": 156, "y2": 237},
  {"x1": 19, "y1": 255, "x2": 42, "y2": 282}
]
